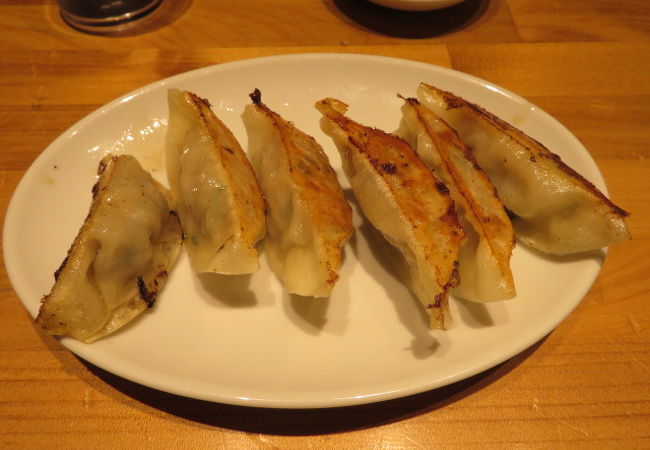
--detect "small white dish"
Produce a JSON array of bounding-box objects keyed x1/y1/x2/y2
[
  {"x1": 367, "y1": 0, "x2": 466, "y2": 11},
  {"x1": 3, "y1": 53, "x2": 606, "y2": 409}
]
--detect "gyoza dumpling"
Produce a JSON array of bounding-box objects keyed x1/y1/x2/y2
[
  {"x1": 36, "y1": 154, "x2": 183, "y2": 343},
  {"x1": 166, "y1": 89, "x2": 265, "y2": 273},
  {"x1": 398, "y1": 96, "x2": 516, "y2": 303},
  {"x1": 242, "y1": 90, "x2": 353, "y2": 297},
  {"x1": 417, "y1": 83, "x2": 630, "y2": 255},
  {"x1": 316, "y1": 97, "x2": 465, "y2": 329}
]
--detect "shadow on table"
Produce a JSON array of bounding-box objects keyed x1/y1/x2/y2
[
  {"x1": 326, "y1": 0, "x2": 490, "y2": 39},
  {"x1": 77, "y1": 338, "x2": 543, "y2": 435}
]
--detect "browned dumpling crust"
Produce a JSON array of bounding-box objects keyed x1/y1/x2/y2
[
  {"x1": 37, "y1": 154, "x2": 183, "y2": 343},
  {"x1": 242, "y1": 90, "x2": 353, "y2": 297},
  {"x1": 398, "y1": 96, "x2": 516, "y2": 303},
  {"x1": 166, "y1": 89, "x2": 266, "y2": 274},
  {"x1": 317, "y1": 97, "x2": 465, "y2": 329},
  {"x1": 418, "y1": 83, "x2": 630, "y2": 255}
]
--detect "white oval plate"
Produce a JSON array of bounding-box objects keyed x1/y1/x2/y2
[
  {"x1": 4, "y1": 53, "x2": 606, "y2": 409},
  {"x1": 367, "y1": 0, "x2": 466, "y2": 11}
]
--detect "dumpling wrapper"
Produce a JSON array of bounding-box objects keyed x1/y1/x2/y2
[
  {"x1": 36, "y1": 154, "x2": 183, "y2": 343},
  {"x1": 242, "y1": 90, "x2": 353, "y2": 297},
  {"x1": 398, "y1": 96, "x2": 516, "y2": 303},
  {"x1": 166, "y1": 89, "x2": 266, "y2": 274},
  {"x1": 417, "y1": 83, "x2": 630, "y2": 255},
  {"x1": 316, "y1": 97, "x2": 465, "y2": 329}
]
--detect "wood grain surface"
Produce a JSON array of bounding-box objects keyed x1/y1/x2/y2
[{"x1": 1, "y1": 0, "x2": 649, "y2": 448}]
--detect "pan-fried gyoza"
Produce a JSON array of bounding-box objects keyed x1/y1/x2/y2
[
  {"x1": 36, "y1": 155, "x2": 183, "y2": 343},
  {"x1": 398, "y1": 95, "x2": 516, "y2": 303},
  {"x1": 317, "y1": 97, "x2": 464, "y2": 328},
  {"x1": 166, "y1": 89, "x2": 266, "y2": 274},
  {"x1": 417, "y1": 83, "x2": 630, "y2": 255},
  {"x1": 243, "y1": 89, "x2": 353, "y2": 297}
]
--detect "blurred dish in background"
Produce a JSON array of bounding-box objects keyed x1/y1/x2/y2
[
  {"x1": 367, "y1": 0, "x2": 466, "y2": 11},
  {"x1": 55, "y1": 0, "x2": 170, "y2": 34}
]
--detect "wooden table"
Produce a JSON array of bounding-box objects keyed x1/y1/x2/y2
[{"x1": 1, "y1": 0, "x2": 648, "y2": 447}]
